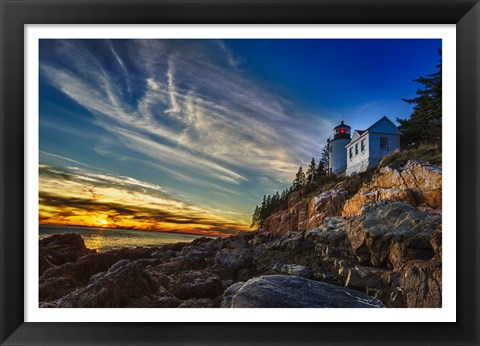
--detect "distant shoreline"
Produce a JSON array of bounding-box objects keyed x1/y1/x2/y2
[
  {"x1": 39, "y1": 224, "x2": 218, "y2": 252},
  {"x1": 39, "y1": 223, "x2": 221, "y2": 239}
]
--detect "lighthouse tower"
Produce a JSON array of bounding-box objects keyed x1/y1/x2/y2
[{"x1": 328, "y1": 120, "x2": 351, "y2": 175}]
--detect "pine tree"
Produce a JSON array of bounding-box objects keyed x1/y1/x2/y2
[
  {"x1": 272, "y1": 191, "x2": 280, "y2": 211},
  {"x1": 318, "y1": 144, "x2": 329, "y2": 175},
  {"x1": 306, "y1": 158, "x2": 317, "y2": 184},
  {"x1": 397, "y1": 49, "x2": 442, "y2": 148},
  {"x1": 250, "y1": 205, "x2": 260, "y2": 228},
  {"x1": 266, "y1": 194, "x2": 272, "y2": 215},
  {"x1": 292, "y1": 166, "x2": 306, "y2": 190},
  {"x1": 259, "y1": 195, "x2": 267, "y2": 224}
]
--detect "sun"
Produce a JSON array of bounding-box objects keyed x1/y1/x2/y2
[{"x1": 100, "y1": 219, "x2": 109, "y2": 226}]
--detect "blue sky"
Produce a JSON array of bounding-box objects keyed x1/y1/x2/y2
[{"x1": 39, "y1": 39, "x2": 441, "y2": 235}]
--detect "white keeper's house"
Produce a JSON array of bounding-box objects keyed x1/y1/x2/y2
[{"x1": 327, "y1": 116, "x2": 402, "y2": 176}]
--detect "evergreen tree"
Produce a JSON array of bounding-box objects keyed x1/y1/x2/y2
[
  {"x1": 306, "y1": 158, "x2": 317, "y2": 184},
  {"x1": 250, "y1": 205, "x2": 260, "y2": 228},
  {"x1": 272, "y1": 191, "x2": 280, "y2": 211},
  {"x1": 266, "y1": 194, "x2": 272, "y2": 215},
  {"x1": 318, "y1": 144, "x2": 329, "y2": 175},
  {"x1": 259, "y1": 195, "x2": 267, "y2": 224},
  {"x1": 397, "y1": 49, "x2": 442, "y2": 148},
  {"x1": 292, "y1": 166, "x2": 306, "y2": 190}
]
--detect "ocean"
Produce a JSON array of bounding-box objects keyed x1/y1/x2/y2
[{"x1": 39, "y1": 225, "x2": 212, "y2": 252}]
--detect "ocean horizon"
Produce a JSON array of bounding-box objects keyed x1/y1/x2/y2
[{"x1": 39, "y1": 224, "x2": 214, "y2": 252}]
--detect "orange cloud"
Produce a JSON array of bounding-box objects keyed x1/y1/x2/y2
[{"x1": 39, "y1": 165, "x2": 250, "y2": 237}]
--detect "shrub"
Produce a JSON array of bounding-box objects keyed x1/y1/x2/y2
[{"x1": 380, "y1": 144, "x2": 441, "y2": 169}]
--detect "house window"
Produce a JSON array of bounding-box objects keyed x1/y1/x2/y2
[
  {"x1": 361, "y1": 139, "x2": 365, "y2": 151},
  {"x1": 355, "y1": 143, "x2": 358, "y2": 155},
  {"x1": 349, "y1": 147, "x2": 353, "y2": 159},
  {"x1": 380, "y1": 137, "x2": 388, "y2": 149}
]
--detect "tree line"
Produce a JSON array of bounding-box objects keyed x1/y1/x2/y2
[{"x1": 250, "y1": 149, "x2": 330, "y2": 228}]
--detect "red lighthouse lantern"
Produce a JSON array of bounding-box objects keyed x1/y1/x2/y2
[{"x1": 333, "y1": 120, "x2": 351, "y2": 140}]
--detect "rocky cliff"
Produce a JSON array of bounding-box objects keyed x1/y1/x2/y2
[{"x1": 39, "y1": 160, "x2": 442, "y2": 308}]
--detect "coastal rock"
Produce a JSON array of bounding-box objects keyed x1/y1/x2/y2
[
  {"x1": 221, "y1": 231, "x2": 254, "y2": 249},
  {"x1": 39, "y1": 233, "x2": 95, "y2": 274},
  {"x1": 430, "y1": 230, "x2": 442, "y2": 259},
  {"x1": 169, "y1": 270, "x2": 224, "y2": 300},
  {"x1": 346, "y1": 202, "x2": 440, "y2": 269},
  {"x1": 148, "y1": 294, "x2": 182, "y2": 308},
  {"x1": 339, "y1": 265, "x2": 393, "y2": 289},
  {"x1": 229, "y1": 275, "x2": 384, "y2": 308},
  {"x1": 287, "y1": 191, "x2": 301, "y2": 209},
  {"x1": 261, "y1": 191, "x2": 310, "y2": 236},
  {"x1": 176, "y1": 245, "x2": 210, "y2": 271},
  {"x1": 261, "y1": 210, "x2": 295, "y2": 237},
  {"x1": 39, "y1": 255, "x2": 55, "y2": 276},
  {"x1": 214, "y1": 247, "x2": 253, "y2": 270},
  {"x1": 342, "y1": 160, "x2": 442, "y2": 217},
  {"x1": 105, "y1": 246, "x2": 153, "y2": 261},
  {"x1": 146, "y1": 257, "x2": 184, "y2": 277},
  {"x1": 51, "y1": 259, "x2": 157, "y2": 308},
  {"x1": 306, "y1": 189, "x2": 349, "y2": 230},
  {"x1": 399, "y1": 259, "x2": 442, "y2": 308},
  {"x1": 39, "y1": 252, "x2": 119, "y2": 302},
  {"x1": 272, "y1": 263, "x2": 313, "y2": 278},
  {"x1": 221, "y1": 282, "x2": 245, "y2": 308},
  {"x1": 178, "y1": 297, "x2": 221, "y2": 308}
]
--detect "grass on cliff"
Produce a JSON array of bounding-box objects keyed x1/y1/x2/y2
[{"x1": 379, "y1": 143, "x2": 442, "y2": 170}]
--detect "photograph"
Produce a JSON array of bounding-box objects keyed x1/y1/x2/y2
[{"x1": 37, "y1": 38, "x2": 444, "y2": 309}]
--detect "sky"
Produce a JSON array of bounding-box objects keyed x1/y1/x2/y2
[{"x1": 39, "y1": 39, "x2": 441, "y2": 236}]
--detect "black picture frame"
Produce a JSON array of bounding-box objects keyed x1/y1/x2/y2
[{"x1": 1, "y1": 0, "x2": 479, "y2": 345}]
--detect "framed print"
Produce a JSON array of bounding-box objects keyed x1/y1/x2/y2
[{"x1": 1, "y1": 0, "x2": 479, "y2": 345}]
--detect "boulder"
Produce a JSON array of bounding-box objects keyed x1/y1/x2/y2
[
  {"x1": 221, "y1": 282, "x2": 245, "y2": 308},
  {"x1": 339, "y1": 265, "x2": 393, "y2": 289},
  {"x1": 39, "y1": 252, "x2": 119, "y2": 302},
  {"x1": 214, "y1": 247, "x2": 253, "y2": 270},
  {"x1": 228, "y1": 275, "x2": 384, "y2": 308},
  {"x1": 272, "y1": 263, "x2": 313, "y2": 279},
  {"x1": 346, "y1": 202, "x2": 440, "y2": 269},
  {"x1": 39, "y1": 255, "x2": 54, "y2": 276},
  {"x1": 105, "y1": 246, "x2": 152, "y2": 261},
  {"x1": 145, "y1": 257, "x2": 183, "y2": 277},
  {"x1": 221, "y1": 231, "x2": 254, "y2": 249},
  {"x1": 399, "y1": 259, "x2": 442, "y2": 308},
  {"x1": 51, "y1": 260, "x2": 157, "y2": 308},
  {"x1": 169, "y1": 270, "x2": 224, "y2": 300},
  {"x1": 176, "y1": 246, "x2": 210, "y2": 271},
  {"x1": 39, "y1": 233, "x2": 95, "y2": 274}
]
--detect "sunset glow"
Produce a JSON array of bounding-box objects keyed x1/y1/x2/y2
[{"x1": 39, "y1": 164, "x2": 250, "y2": 237}]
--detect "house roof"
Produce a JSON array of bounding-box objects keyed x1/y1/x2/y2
[
  {"x1": 365, "y1": 116, "x2": 399, "y2": 133},
  {"x1": 346, "y1": 116, "x2": 401, "y2": 147}
]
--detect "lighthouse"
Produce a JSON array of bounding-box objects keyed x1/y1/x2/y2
[{"x1": 328, "y1": 120, "x2": 351, "y2": 175}]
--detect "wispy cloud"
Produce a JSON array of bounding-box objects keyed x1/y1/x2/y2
[
  {"x1": 216, "y1": 40, "x2": 243, "y2": 68},
  {"x1": 39, "y1": 165, "x2": 249, "y2": 236},
  {"x1": 40, "y1": 39, "x2": 334, "y2": 231}
]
